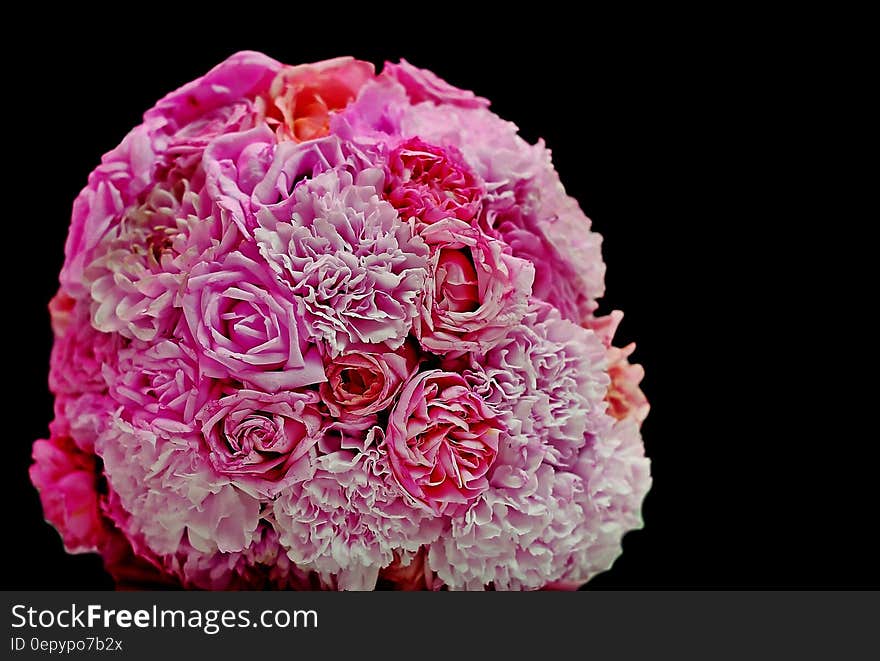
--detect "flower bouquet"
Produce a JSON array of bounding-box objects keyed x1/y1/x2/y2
[{"x1": 31, "y1": 52, "x2": 651, "y2": 590}]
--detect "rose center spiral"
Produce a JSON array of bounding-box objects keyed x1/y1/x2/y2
[
  {"x1": 223, "y1": 412, "x2": 302, "y2": 459},
  {"x1": 436, "y1": 248, "x2": 480, "y2": 313},
  {"x1": 222, "y1": 299, "x2": 271, "y2": 352}
]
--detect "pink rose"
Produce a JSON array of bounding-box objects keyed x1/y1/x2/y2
[
  {"x1": 385, "y1": 370, "x2": 502, "y2": 514},
  {"x1": 182, "y1": 248, "x2": 325, "y2": 392},
  {"x1": 385, "y1": 138, "x2": 484, "y2": 225},
  {"x1": 204, "y1": 127, "x2": 361, "y2": 238},
  {"x1": 108, "y1": 322, "x2": 207, "y2": 434},
  {"x1": 196, "y1": 387, "x2": 323, "y2": 496},
  {"x1": 146, "y1": 50, "x2": 281, "y2": 147},
  {"x1": 319, "y1": 343, "x2": 417, "y2": 418},
  {"x1": 417, "y1": 219, "x2": 534, "y2": 353},
  {"x1": 381, "y1": 59, "x2": 489, "y2": 109},
  {"x1": 262, "y1": 57, "x2": 374, "y2": 142},
  {"x1": 29, "y1": 431, "x2": 106, "y2": 554}
]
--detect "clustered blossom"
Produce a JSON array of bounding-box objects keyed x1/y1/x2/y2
[{"x1": 32, "y1": 51, "x2": 651, "y2": 591}]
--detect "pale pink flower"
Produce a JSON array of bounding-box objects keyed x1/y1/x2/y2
[
  {"x1": 97, "y1": 414, "x2": 262, "y2": 557},
  {"x1": 181, "y1": 247, "x2": 325, "y2": 392},
  {"x1": 381, "y1": 59, "x2": 489, "y2": 108},
  {"x1": 255, "y1": 167, "x2": 430, "y2": 355},
  {"x1": 273, "y1": 426, "x2": 443, "y2": 590},
  {"x1": 196, "y1": 386, "x2": 324, "y2": 497},
  {"x1": 53, "y1": 393, "x2": 115, "y2": 453},
  {"x1": 85, "y1": 175, "x2": 230, "y2": 342}
]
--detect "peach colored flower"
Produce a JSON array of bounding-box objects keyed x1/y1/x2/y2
[{"x1": 263, "y1": 57, "x2": 374, "y2": 142}]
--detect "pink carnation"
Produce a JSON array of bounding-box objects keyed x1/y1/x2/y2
[
  {"x1": 493, "y1": 164, "x2": 606, "y2": 322},
  {"x1": 85, "y1": 175, "x2": 224, "y2": 342},
  {"x1": 96, "y1": 414, "x2": 262, "y2": 557},
  {"x1": 273, "y1": 426, "x2": 443, "y2": 590},
  {"x1": 255, "y1": 167, "x2": 430, "y2": 354}
]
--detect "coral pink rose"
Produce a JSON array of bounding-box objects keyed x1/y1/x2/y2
[
  {"x1": 319, "y1": 343, "x2": 417, "y2": 418},
  {"x1": 263, "y1": 57, "x2": 374, "y2": 142},
  {"x1": 30, "y1": 430, "x2": 106, "y2": 554},
  {"x1": 385, "y1": 370, "x2": 502, "y2": 514},
  {"x1": 605, "y1": 343, "x2": 649, "y2": 424},
  {"x1": 418, "y1": 219, "x2": 534, "y2": 353},
  {"x1": 196, "y1": 387, "x2": 324, "y2": 496},
  {"x1": 385, "y1": 138, "x2": 484, "y2": 225}
]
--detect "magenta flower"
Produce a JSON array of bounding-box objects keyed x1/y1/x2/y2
[
  {"x1": 385, "y1": 138, "x2": 484, "y2": 225},
  {"x1": 29, "y1": 428, "x2": 106, "y2": 554}
]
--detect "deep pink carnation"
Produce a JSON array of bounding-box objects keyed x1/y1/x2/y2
[
  {"x1": 32, "y1": 52, "x2": 649, "y2": 592},
  {"x1": 385, "y1": 138, "x2": 484, "y2": 225}
]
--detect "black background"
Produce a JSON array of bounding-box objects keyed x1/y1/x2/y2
[{"x1": 4, "y1": 22, "x2": 875, "y2": 589}]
